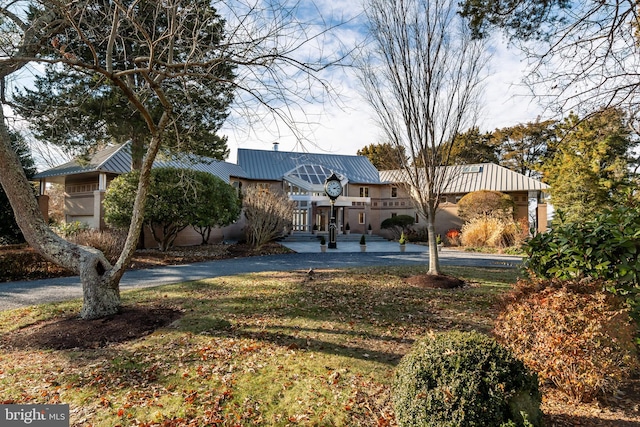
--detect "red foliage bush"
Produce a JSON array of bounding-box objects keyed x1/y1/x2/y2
[
  {"x1": 445, "y1": 228, "x2": 461, "y2": 246},
  {"x1": 493, "y1": 278, "x2": 639, "y2": 402}
]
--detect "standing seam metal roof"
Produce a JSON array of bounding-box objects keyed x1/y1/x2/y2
[
  {"x1": 379, "y1": 163, "x2": 549, "y2": 193},
  {"x1": 33, "y1": 143, "x2": 246, "y2": 183},
  {"x1": 237, "y1": 148, "x2": 381, "y2": 184}
]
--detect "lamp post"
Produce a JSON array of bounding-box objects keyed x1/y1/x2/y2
[
  {"x1": 329, "y1": 199, "x2": 337, "y2": 249},
  {"x1": 324, "y1": 173, "x2": 343, "y2": 250}
]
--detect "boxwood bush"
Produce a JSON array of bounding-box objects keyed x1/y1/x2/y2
[{"x1": 393, "y1": 331, "x2": 542, "y2": 427}]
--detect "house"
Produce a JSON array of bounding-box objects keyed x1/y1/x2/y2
[
  {"x1": 34, "y1": 143, "x2": 550, "y2": 246},
  {"x1": 33, "y1": 143, "x2": 247, "y2": 246},
  {"x1": 379, "y1": 164, "x2": 550, "y2": 237},
  {"x1": 232, "y1": 147, "x2": 383, "y2": 235}
]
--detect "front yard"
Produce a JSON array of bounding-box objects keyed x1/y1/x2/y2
[{"x1": 1, "y1": 265, "x2": 638, "y2": 426}]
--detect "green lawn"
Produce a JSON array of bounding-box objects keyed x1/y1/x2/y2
[{"x1": 0, "y1": 265, "x2": 519, "y2": 426}]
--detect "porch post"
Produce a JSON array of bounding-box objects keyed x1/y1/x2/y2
[
  {"x1": 94, "y1": 173, "x2": 108, "y2": 230},
  {"x1": 527, "y1": 191, "x2": 538, "y2": 235}
]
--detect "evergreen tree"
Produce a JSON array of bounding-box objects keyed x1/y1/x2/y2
[
  {"x1": 543, "y1": 109, "x2": 635, "y2": 222},
  {"x1": 356, "y1": 142, "x2": 407, "y2": 170},
  {"x1": 493, "y1": 119, "x2": 557, "y2": 178},
  {"x1": 13, "y1": 0, "x2": 234, "y2": 169},
  {"x1": 449, "y1": 127, "x2": 499, "y2": 165}
]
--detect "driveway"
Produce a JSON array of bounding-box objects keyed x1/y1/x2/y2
[{"x1": 0, "y1": 248, "x2": 522, "y2": 311}]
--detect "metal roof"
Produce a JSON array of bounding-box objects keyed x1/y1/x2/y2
[
  {"x1": 34, "y1": 143, "x2": 246, "y2": 183},
  {"x1": 379, "y1": 163, "x2": 549, "y2": 193},
  {"x1": 237, "y1": 148, "x2": 381, "y2": 184},
  {"x1": 33, "y1": 143, "x2": 132, "y2": 179}
]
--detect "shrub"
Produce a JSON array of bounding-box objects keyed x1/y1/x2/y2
[
  {"x1": 525, "y1": 205, "x2": 640, "y2": 286},
  {"x1": 461, "y1": 216, "x2": 522, "y2": 248},
  {"x1": 54, "y1": 221, "x2": 89, "y2": 238},
  {"x1": 243, "y1": 185, "x2": 294, "y2": 248},
  {"x1": 493, "y1": 278, "x2": 639, "y2": 402},
  {"x1": 445, "y1": 228, "x2": 461, "y2": 246},
  {"x1": 398, "y1": 232, "x2": 406, "y2": 245},
  {"x1": 525, "y1": 204, "x2": 640, "y2": 318},
  {"x1": 405, "y1": 226, "x2": 429, "y2": 242},
  {"x1": 393, "y1": 331, "x2": 542, "y2": 427},
  {"x1": 359, "y1": 234, "x2": 366, "y2": 245},
  {"x1": 381, "y1": 215, "x2": 415, "y2": 239},
  {"x1": 457, "y1": 190, "x2": 515, "y2": 222},
  {"x1": 105, "y1": 167, "x2": 238, "y2": 251},
  {"x1": 68, "y1": 228, "x2": 127, "y2": 264},
  {"x1": 0, "y1": 248, "x2": 72, "y2": 282}
]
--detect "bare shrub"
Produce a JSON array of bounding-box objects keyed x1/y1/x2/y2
[
  {"x1": 0, "y1": 249, "x2": 72, "y2": 282},
  {"x1": 493, "y1": 278, "x2": 639, "y2": 402},
  {"x1": 69, "y1": 228, "x2": 127, "y2": 264},
  {"x1": 243, "y1": 185, "x2": 294, "y2": 249}
]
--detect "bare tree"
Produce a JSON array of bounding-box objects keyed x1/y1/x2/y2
[
  {"x1": 0, "y1": 0, "x2": 345, "y2": 319},
  {"x1": 460, "y1": 1, "x2": 640, "y2": 122},
  {"x1": 358, "y1": 0, "x2": 489, "y2": 275}
]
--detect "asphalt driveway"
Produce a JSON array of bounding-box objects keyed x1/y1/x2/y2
[{"x1": 0, "y1": 248, "x2": 522, "y2": 311}]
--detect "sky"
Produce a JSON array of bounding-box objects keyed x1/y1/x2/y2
[
  {"x1": 220, "y1": 0, "x2": 543, "y2": 164},
  {"x1": 4, "y1": 0, "x2": 544, "y2": 169}
]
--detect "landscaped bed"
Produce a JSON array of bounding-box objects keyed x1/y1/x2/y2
[{"x1": 1, "y1": 265, "x2": 638, "y2": 426}]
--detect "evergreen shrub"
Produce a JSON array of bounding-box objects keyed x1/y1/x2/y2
[
  {"x1": 393, "y1": 331, "x2": 542, "y2": 427},
  {"x1": 525, "y1": 205, "x2": 640, "y2": 286}
]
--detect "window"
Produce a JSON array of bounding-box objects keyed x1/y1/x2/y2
[
  {"x1": 391, "y1": 212, "x2": 397, "y2": 218},
  {"x1": 359, "y1": 187, "x2": 369, "y2": 197},
  {"x1": 415, "y1": 213, "x2": 420, "y2": 223},
  {"x1": 462, "y1": 165, "x2": 483, "y2": 173},
  {"x1": 391, "y1": 187, "x2": 398, "y2": 198},
  {"x1": 358, "y1": 212, "x2": 366, "y2": 224}
]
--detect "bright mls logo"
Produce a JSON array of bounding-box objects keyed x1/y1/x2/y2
[{"x1": 1, "y1": 405, "x2": 69, "y2": 426}]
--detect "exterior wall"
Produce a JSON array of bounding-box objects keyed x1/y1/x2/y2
[
  {"x1": 372, "y1": 186, "x2": 543, "y2": 239},
  {"x1": 64, "y1": 176, "x2": 100, "y2": 228},
  {"x1": 537, "y1": 204, "x2": 548, "y2": 232}
]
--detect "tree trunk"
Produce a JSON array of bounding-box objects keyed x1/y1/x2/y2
[
  {"x1": 0, "y1": 109, "x2": 120, "y2": 319},
  {"x1": 0, "y1": 103, "x2": 168, "y2": 319},
  {"x1": 426, "y1": 208, "x2": 441, "y2": 275}
]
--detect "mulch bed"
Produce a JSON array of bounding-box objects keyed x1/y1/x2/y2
[
  {"x1": 3, "y1": 305, "x2": 183, "y2": 350},
  {"x1": 405, "y1": 273, "x2": 465, "y2": 289}
]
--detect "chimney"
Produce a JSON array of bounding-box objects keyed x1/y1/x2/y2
[{"x1": 273, "y1": 142, "x2": 279, "y2": 151}]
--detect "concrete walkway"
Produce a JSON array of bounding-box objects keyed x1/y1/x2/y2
[
  {"x1": 0, "y1": 241, "x2": 522, "y2": 311},
  {"x1": 279, "y1": 239, "x2": 429, "y2": 253}
]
